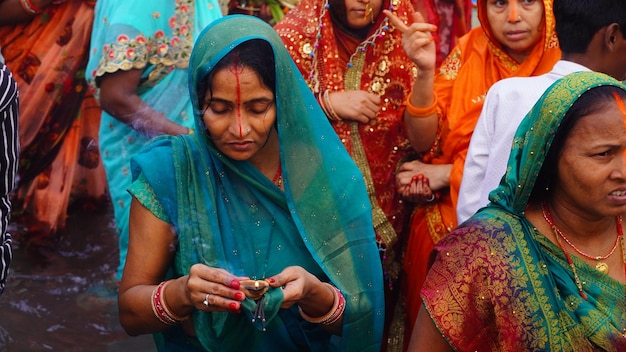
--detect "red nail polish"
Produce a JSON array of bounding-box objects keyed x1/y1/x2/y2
[
  {"x1": 229, "y1": 302, "x2": 239, "y2": 311},
  {"x1": 267, "y1": 278, "x2": 275, "y2": 284},
  {"x1": 235, "y1": 291, "x2": 245, "y2": 300},
  {"x1": 230, "y1": 279, "x2": 240, "y2": 289}
]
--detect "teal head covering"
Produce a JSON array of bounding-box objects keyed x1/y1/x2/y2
[
  {"x1": 446, "y1": 71, "x2": 626, "y2": 350},
  {"x1": 133, "y1": 15, "x2": 384, "y2": 351},
  {"x1": 489, "y1": 71, "x2": 626, "y2": 214}
]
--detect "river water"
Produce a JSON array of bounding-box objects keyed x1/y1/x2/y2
[{"x1": 0, "y1": 206, "x2": 156, "y2": 352}]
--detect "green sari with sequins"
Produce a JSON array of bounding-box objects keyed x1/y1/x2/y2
[
  {"x1": 421, "y1": 71, "x2": 626, "y2": 351},
  {"x1": 128, "y1": 15, "x2": 384, "y2": 352}
]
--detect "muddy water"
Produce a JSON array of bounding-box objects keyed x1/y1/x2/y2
[{"x1": 0, "y1": 206, "x2": 156, "y2": 352}]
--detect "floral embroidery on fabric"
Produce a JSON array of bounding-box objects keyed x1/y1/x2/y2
[
  {"x1": 93, "y1": 0, "x2": 195, "y2": 78},
  {"x1": 439, "y1": 48, "x2": 461, "y2": 80}
]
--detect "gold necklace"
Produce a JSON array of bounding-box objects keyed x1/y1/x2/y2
[
  {"x1": 541, "y1": 202, "x2": 622, "y2": 274},
  {"x1": 271, "y1": 164, "x2": 283, "y2": 189}
]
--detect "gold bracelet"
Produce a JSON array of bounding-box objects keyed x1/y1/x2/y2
[
  {"x1": 405, "y1": 92, "x2": 438, "y2": 118},
  {"x1": 322, "y1": 90, "x2": 341, "y2": 121}
]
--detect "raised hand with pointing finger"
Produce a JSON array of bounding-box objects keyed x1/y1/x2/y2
[{"x1": 383, "y1": 10, "x2": 437, "y2": 72}]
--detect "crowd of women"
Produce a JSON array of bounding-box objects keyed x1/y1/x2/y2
[{"x1": 1, "y1": 0, "x2": 625, "y2": 351}]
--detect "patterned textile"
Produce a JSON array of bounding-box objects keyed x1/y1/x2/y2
[
  {"x1": 274, "y1": 0, "x2": 417, "y2": 286},
  {"x1": 129, "y1": 15, "x2": 384, "y2": 351},
  {"x1": 0, "y1": 63, "x2": 18, "y2": 294},
  {"x1": 403, "y1": 0, "x2": 561, "y2": 329},
  {"x1": 86, "y1": 0, "x2": 223, "y2": 280},
  {"x1": 422, "y1": 72, "x2": 626, "y2": 351},
  {"x1": 0, "y1": 0, "x2": 107, "y2": 235}
]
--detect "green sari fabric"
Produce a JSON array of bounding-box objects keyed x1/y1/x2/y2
[
  {"x1": 129, "y1": 15, "x2": 384, "y2": 351},
  {"x1": 421, "y1": 72, "x2": 626, "y2": 351}
]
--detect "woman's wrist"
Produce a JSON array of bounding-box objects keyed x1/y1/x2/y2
[
  {"x1": 298, "y1": 283, "x2": 345, "y2": 325},
  {"x1": 406, "y1": 91, "x2": 437, "y2": 118},
  {"x1": 151, "y1": 280, "x2": 190, "y2": 325}
]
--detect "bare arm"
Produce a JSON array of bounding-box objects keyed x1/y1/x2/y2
[
  {"x1": 119, "y1": 198, "x2": 247, "y2": 336},
  {"x1": 118, "y1": 198, "x2": 181, "y2": 335},
  {"x1": 404, "y1": 68, "x2": 438, "y2": 152},
  {"x1": 98, "y1": 69, "x2": 190, "y2": 137},
  {"x1": 384, "y1": 10, "x2": 439, "y2": 152},
  {"x1": 407, "y1": 305, "x2": 452, "y2": 352}
]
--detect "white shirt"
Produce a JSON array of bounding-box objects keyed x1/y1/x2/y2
[{"x1": 457, "y1": 60, "x2": 591, "y2": 224}]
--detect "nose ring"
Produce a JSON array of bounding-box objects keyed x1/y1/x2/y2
[{"x1": 517, "y1": 15, "x2": 522, "y2": 21}]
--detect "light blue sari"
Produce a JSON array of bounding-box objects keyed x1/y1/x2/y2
[{"x1": 86, "y1": 0, "x2": 222, "y2": 280}]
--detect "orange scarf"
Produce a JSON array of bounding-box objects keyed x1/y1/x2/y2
[{"x1": 426, "y1": 0, "x2": 561, "y2": 238}]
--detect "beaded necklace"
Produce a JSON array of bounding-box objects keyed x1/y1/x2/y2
[
  {"x1": 307, "y1": 0, "x2": 393, "y2": 92},
  {"x1": 541, "y1": 202, "x2": 626, "y2": 299},
  {"x1": 271, "y1": 164, "x2": 283, "y2": 189}
]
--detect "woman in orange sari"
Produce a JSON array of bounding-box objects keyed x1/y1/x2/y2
[
  {"x1": 395, "y1": 0, "x2": 561, "y2": 338},
  {"x1": 0, "y1": 0, "x2": 107, "y2": 239}
]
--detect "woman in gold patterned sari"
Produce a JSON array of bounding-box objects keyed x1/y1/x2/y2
[
  {"x1": 411, "y1": 71, "x2": 626, "y2": 351},
  {"x1": 274, "y1": 0, "x2": 438, "y2": 347}
]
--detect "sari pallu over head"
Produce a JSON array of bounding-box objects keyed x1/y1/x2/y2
[
  {"x1": 132, "y1": 15, "x2": 385, "y2": 351},
  {"x1": 423, "y1": 72, "x2": 626, "y2": 351},
  {"x1": 274, "y1": 0, "x2": 417, "y2": 281},
  {"x1": 423, "y1": 0, "x2": 561, "y2": 238}
]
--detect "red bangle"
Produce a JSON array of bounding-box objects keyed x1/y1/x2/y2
[
  {"x1": 19, "y1": 0, "x2": 44, "y2": 15},
  {"x1": 299, "y1": 283, "x2": 345, "y2": 326},
  {"x1": 405, "y1": 92, "x2": 438, "y2": 118},
  {"x1": 151, "y1": 280, "x2": 190, "y2": 325}
]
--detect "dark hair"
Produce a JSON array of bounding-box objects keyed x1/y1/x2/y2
[
  {"x1": 554, "y1": 0, "x2": 626, "y2": 53},
  {"x1": 530, "y1": 85, "x2": 626, "y2": 201},
  {"x1": 197, "y1": 39, "x2": 276, "y2": 108}
]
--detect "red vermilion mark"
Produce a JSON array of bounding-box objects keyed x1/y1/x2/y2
[
  {"x1": 231, "y1": 52, "x2": 243, "y2": 137},
  {"x1": 611, "y1": 91, "x2": 626, "y2": 168},
  {"x1": 613, "y1": 91, "x2": 626, "y2": 117},
  {"x1": 612, "y1": 91, "x2": 626, "y2": 143},
  {"x1": 509, "y1": 0, "x2": 518, "y2": 22}
]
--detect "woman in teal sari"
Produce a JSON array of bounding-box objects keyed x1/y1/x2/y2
[
  {"x1": 117, "y1": 15, "x2": 384, "y2": 351},
  {"x1": 409, "y1": 71, "x2": 626, "y2": 351},
  {"x1": 86, "y1": 0, "x2": 223, "y2": 283}
]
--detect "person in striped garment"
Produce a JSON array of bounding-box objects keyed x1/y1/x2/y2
[{"x1": 0, "y1": 61, "x2": 19, "y2": 295}]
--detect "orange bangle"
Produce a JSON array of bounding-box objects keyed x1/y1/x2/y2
[{"x1": 405, "y1": 92, "x2": 438, "y2": 118}]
